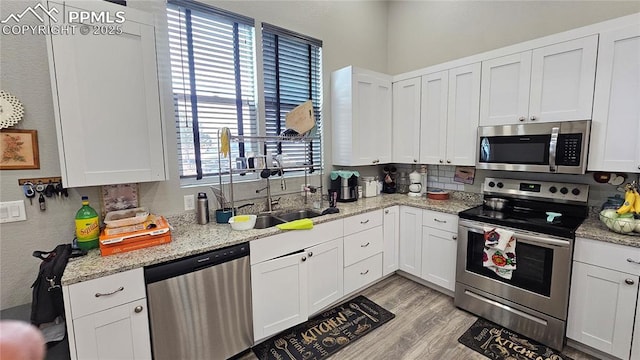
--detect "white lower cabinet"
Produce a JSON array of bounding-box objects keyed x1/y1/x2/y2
[
  {"x1": 64, "y1": 268, "x2": 151, "y2": 360},
  {"x1": 383, "y1": 206, "x2": 400, "y2": 275},
  {"x1": 421, "y1": 227, "x2": 458, "y2": 292},
  {"x1": 251, "y1": 250, "x2": 309, "y2": 341},
  {"x1": 398, "y1": 206, "x2": 423, "y2": 276},
  {"x1": 567, "y1": 237, "x2": 640, "y2": 360},
  {"x1": 344, "y1": 253, "x2": 383, "y2": 294},
  {"x1": 74, "y1": 299, "x2": 151, "y2": 360},
  {"x1": 420, "y1": 210, "x2": 458, "y2": 292},
  {"x1": 307, "y1": 238, "x2": 344, "y2": 315},
  {"x1": 343, "y1": 210, "x2": 385, "y2": 295},
  {"x1": 398, "y1": 207, "x2": 458, "y2": 293},
  {"x1": 251, "y1": 234, "x2": 343, "y2": 341}
]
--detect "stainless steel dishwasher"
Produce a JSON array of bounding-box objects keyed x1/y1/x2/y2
[{"x1": 144, "y1": 242, "x2": 252, "y2": 360}]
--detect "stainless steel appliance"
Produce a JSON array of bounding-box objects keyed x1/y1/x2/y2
[
  {"x1": 145, "y1": 243, "x2": 252, "y2": 360},
  {"x1": 455, "y1": 177, "x2": 589, "y2": 350},
  {"x1": 331, "y1": 174, "x2": 358, "y2": 202},
  {"x1": 477, "y1": 120, "x2": 591, "y2": 174}
]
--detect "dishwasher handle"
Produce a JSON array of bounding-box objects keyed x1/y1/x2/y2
[{"x1": 144, "y1": 242, "x2": 249, "y2": 284}]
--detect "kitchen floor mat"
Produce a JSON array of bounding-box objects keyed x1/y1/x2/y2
[
  {"x1": 458, "y1": 318, "x2": 573, "y2": 360},
  {"x1": 252, "y1": 295, "x2": 395, "y2": 360}
]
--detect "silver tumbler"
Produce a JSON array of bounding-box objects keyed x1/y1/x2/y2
[{"x1": 196, "y1": 192, "x2": 209, "y2": 224}]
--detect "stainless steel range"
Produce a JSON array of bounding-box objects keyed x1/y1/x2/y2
[{"x1": 455, "y1": 177, "x2": 589, "y2": 350}]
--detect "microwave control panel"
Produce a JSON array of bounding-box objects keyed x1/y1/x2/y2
[{"x1": 555, "y1": 134, "x2": 583, "y2": 166}]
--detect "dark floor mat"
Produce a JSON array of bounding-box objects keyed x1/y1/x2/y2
[
  {"x1": 252, "y1": 295, "x2": 394, "y2": 360},
  {"x1": 458, "y1": 318, "x2": 573, "y2": 360}
]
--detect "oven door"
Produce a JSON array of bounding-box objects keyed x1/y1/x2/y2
[{"x1": 456, "y1": 219, "x2": 572, "y2": 320}]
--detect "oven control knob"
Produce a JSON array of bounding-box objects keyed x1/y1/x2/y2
[
  {"x1": 549, "y1": 186, "x2": 557, "y2": 193},
  {"x1": 496, "y1": 182, "x2": 504, "y2": 189},
  {"x1": 488, "y1": 181, "x2": 495, "y2": 188},
  {"x1": 572, "y1": 188, "x2": 581, "y2": 196},
  {"x1": 560, "y1": 187, "x2": 568, "y2": 195}
]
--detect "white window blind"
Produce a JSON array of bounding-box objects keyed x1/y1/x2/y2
[
  {"x1": 167, "y1": 1, "x2": 257, "y2": 179},
  {"x1": 262, "y1": 23, "x2": 323, "y2": 173}
]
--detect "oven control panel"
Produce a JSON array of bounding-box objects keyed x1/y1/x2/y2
[{"x1": 484, "y1": 177, "x2": 589, "y2": 203}]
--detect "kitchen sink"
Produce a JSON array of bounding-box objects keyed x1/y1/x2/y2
[
  {"x1": 274, "y1": 209, "x2": 323, "y2": 222},
  {"x1": 253, "y1": 214, "x2": 285, "y2": 229},
  {"x1": 252, "y1": 209, "x2": 323, "y2": 229}
]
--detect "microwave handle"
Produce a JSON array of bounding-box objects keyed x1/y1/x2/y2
[{"x1": 549, "y1": 127, "x2": 559, "y2": 173}]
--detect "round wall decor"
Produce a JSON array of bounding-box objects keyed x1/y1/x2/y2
[{"x1": 0, "y1": 90, "x2": 25, "y2": 129}]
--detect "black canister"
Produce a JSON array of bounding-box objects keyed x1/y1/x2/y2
[{"x1": 196, "y1": 192, "x2": 210, "y2": 224}]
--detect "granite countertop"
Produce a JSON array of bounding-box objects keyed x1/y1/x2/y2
[
  {"x1": 63, "y1": 192, "x2": 640, "y2": 285},
  {"x1": 62, "y1": 193, "x2": 479, "y2": 285},
  {"x1": 575, "y1": 214, "x2": 640, "y2": 248}
]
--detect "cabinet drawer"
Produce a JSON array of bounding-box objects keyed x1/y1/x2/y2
[
  {"x1": 344, "y1": 210, "x2": 383, "y2": 236},
  {"x1": 68, "y1": 268, "x2": 145, "y2": 319},
  {"x1": 574, "y1": 237, "x2": 640, "y2": 276},
  {"x1": 422, "y1": 210, "x2": 458, "y2": 233},
  {"x1": 344, "y1": 226, "x2": 383, "y2": 266},
  {"x1": 344, "y1": 253, "x2": 383, "y2": 295}
]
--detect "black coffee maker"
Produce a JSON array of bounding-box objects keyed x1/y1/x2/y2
[
  {"x1": 381, "y1": 166, "x2": 397, "y2": 194},
  {"x1": 330, "y1": 172, "x2": 358, "y2": 202}
]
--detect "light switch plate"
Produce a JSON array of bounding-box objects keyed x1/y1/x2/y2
[
  {"x1": 0, "y1": 200, "x2": 27, "y2": 223},
  {"x1": 184, "y1": 194, "x2": 195, "y2": 211}
]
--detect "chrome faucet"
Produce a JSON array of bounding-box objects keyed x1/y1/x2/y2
[{"x1": 272, "y1": 156, "x2": 286, "y2": 191}]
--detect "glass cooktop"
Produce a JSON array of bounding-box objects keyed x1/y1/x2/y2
[{"x1": 459, "y1": 203, "x2": 588, "y2": 239}]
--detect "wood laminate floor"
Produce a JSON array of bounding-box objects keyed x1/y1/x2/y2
[{"x1": 244, "y1": 275, "x2": 597, "y2": 360}]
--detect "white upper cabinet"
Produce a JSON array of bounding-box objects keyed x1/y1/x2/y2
[
  {"x1": 419, "y1": 71, "x2": 448, "y2": 165},
  {"x1": 588, "y1": 24, "x2": 640, "y2": 173},
  {"x1": 392, "y1": 78, "x2": 421, "y2": 164},
  {"x1": 46, "y1": 0, "x2": 166, "y2": 187},
  {"x1": 446, "y1": 63, "x2": 481, "y2": 166},
  {"x1": 332, "y1": 66, "x2": 392, "y2": 166},
  {"x1": 480, "y1": 35, "x2": 598, "y2": 126},
  {"x1": 480, "y1": 52, "x2": 532, "y2": 125},
  {"x1": 418, "y1": 64, "x2": 479, "y2": 166}
]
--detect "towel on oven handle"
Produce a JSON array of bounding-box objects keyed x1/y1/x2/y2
[{"x1": 483, "y1": 227, "x2": 516, "y2": 280}]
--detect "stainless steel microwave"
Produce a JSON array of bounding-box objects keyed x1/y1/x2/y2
[{"x1": 476, "y1": 120, "x2": 591, "y2": 174}]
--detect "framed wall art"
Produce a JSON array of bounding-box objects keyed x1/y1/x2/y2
[{"x1": 0, "y1": 129, "x2": 39, "y2": 170}]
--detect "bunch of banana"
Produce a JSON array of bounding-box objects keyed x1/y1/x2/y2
[{"x1": 616, "y1": 184, "x2": 640, "y2": 215}]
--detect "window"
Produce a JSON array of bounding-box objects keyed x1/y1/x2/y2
[
  {"x1": 167, "y1": 1, "x2": 257, "y2": 179},
  {"x1": 262, "y1": 23, "x2": 323, "y2": 172}
]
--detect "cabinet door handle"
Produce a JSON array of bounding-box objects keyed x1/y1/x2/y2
[
  {"x1": 518, "y1": 116, "x2": 525, "y2": 122},
  {"x1": 627, "y1": 258, "x2": 640, "y2": 264},
  {"x1": 95, "y1": 286, "x2": 124, "y2": 298},
  {"x1": 452, "y1": 235, "x2": 457, "y2": 240},
  {"x1": 134, "y1": 306, "x2": 144, "y2": 313},
  {"x1": 446, "y1": 160, "x2": 451, "y2": 164},
  {"x1": 360, "y1": 269, "x2": 369, "y2": 275},
  {"x1": 439, "y1": 160, "x2": 443, "y2": 164},
  {"x1": 530, "y1": 115, "x2": 537, "y2": 121},
  {"x1": 413, "y1": 159, "x2": 417, "y2": 163},
  {"x1": 361, "y1": 242, "x2": 370, "y2": 248},
  {"x1": 625, "y1": 279, "x2": 635, "y2": 285},
  {"x1": 434, "y1": 218, "x2": 446, "y2": 223},
  {"x1": 360, "y1": 219, "x2": 369, "y2": 224},
  {"x1": 385, "y1": 209, "x2": 389, "y2": 214},
  {"x1": 308, "y1": 251, "x2": 313, "y2": 257},
  {"x1": 301, "y1": 256, "x2": 307, "y2": 262}
]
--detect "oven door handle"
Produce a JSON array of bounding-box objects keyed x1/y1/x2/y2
[
  {"x1": 462, "y1": 224, "x2": 570, "y2": 248},
  {"x1": 549, "y1": 126, "x2": 559, "y2": 173}
]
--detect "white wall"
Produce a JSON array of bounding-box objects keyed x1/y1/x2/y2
[{"x1": 387, "y1": 0, "x2": 640, "y2": 74}]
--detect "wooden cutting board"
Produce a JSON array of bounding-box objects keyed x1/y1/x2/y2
[{"x1": 285, "y1": 100, "x2": 315, "y2": 134}]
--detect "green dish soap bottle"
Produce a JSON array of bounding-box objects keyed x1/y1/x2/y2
[{"x1": 75, "y1": 196, "x2": 100, "y2": 250}]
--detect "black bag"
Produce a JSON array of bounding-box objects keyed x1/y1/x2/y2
[{"x1": 30, "y1": 244, "x2": 84, "y2": 326}]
